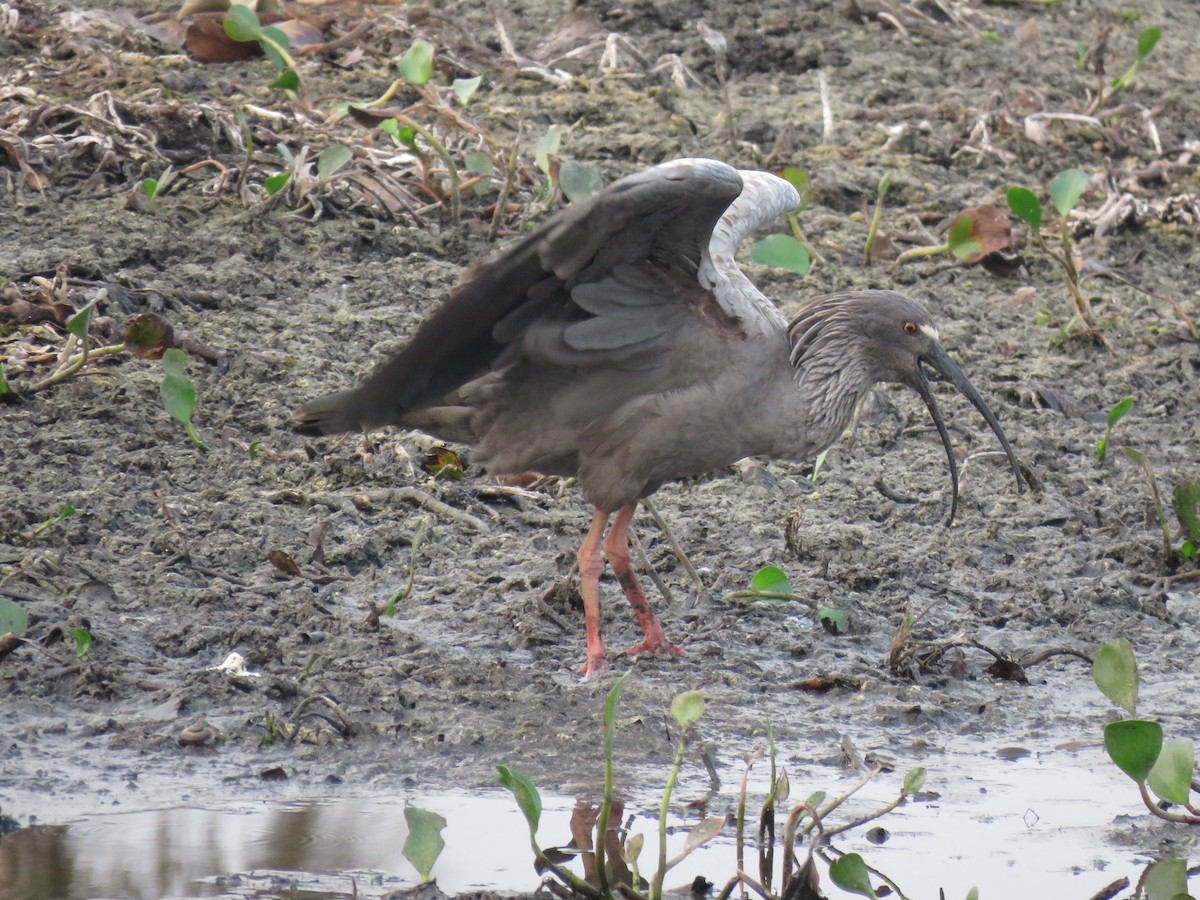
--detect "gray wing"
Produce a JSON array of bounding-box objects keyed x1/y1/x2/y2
[{"x1": 295, "y1": 159, "x2": 776, "y2": 435}]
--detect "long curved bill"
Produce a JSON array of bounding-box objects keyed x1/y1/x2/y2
[{"x1": 912, "y1": 343, "x2": 1024, "y2": 525}]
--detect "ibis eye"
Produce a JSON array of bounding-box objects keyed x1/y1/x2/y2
[{"x1": 903, "y1": 321, "x2": 919, "y2": 336}]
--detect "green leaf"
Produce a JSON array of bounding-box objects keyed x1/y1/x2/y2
[
  {"x1": 223, "y1": 5, "x2": 261, "y2": 42},
  {"x1": 402, "y1": 805, "x2": 447, "y2": 882},
  {"x1": 68, "y1": 626, "x2": 93, "y2": 658},
  {"x1": 559, "y1": 161, "x2": 604, "y2": 203},
  {"x1": 1104, "y1": 719, "x2": 1162, "y2": 782},
  {"x1": 670, "y1": 690, "x2": 705, "y2": 729},
  {"x1": 1182, "y1": 540, "x2": 1197, "y2": 561},
  {"x1": 902, "y1": 766, "x2": 927, "y2": 795},
  {"x1": 398, "y1": 40, "x2": 434, "y2": 86},
  {"x1": 1143, "y1": 858, "x2": 1188, "y2": 900},
  {"x1": 1093, "y1": 638, "x2": 1138, "y2": 715},
  {"x1": 1049, "y1": 168, "x2": 1089, "y2": 219},
  {"x1": 452, "y1": 75, "x2": 482, "y2": 105},
  {"x1": 535, "y1": 126, "x2": 563, "y2": 177},
  {"x1": 780, "y1": 167, "x2": 811, "y2": 210},
  {"x1": 1006, "y1": 187, "x2": 1042, "y2": 232},
  {"x1": 65, "y1": 300, "x2": 96, "y2": 342},
  {"x1": 0, "y1": 363, "x2": 8, "y2": 396},
  {"x1": 317, "y1": 143, "x2": 352, "y2": 182},
  {"x1": 965, "y1": 889, "x2": 979, "y2": 900},
  {"x1": 604, "y1": 670, "x2": 630, "y2": 759},
  {"x1": 828, "y1": 853, "x2": 880, "y2": 899},
  {"x1": 773, "y1": 767, "x2": 790, "y2": 803},
  {"x1": 160, "y1": 348, "x2": 198, "y2": 426},
  {"x1": 682, "y1": 814, "x2": 725, "y2": 854},
  {"x1": 496, "y1": 765, "x2": 541, "y2": 836},
  {"x1": 265, "y1": 172, "x2": 290, "y2": 195},
  {"x1": 1147, "y1": 738, "x2": 1194, "y2": 805},
  {"x1": 259, "y1": 26, "x2": 291, "y2": 70},
  {"x1": 268, "y1": 68, "x2": 300, "y2": 92},
  {"x1": 947, "y1": 213, "x2": 982, "y2": 261},
  {"x1": 143, "y1": 177, "x2": 159, "y2": 201},
  {"x1": 749, "y1": 234, "x2": 811, "y2": 275},
  {"x1": 750, "y1": 565, "x2": 792, "y2": 594},
  {"x1": 1136, "y1": 27, "x2": 1162, "y2": 61},
  {"x1": 624, "y1": 832, "x2": 644, "y2": 864},
  {"x1": 817, "y1": 606, "x2": 848, "y2": 634},
  {"x1": 1106, "y1": 396, "x2": 1135, "y2": 428},
  {"x1": 1172, "y1": 481, "x2": 1200, "y2": 542},
  {"x1": 0, "y1": 598, "x2": 28, "y2": 637}
]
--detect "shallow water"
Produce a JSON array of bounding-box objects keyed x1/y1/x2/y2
[{"x1": 1, "y1": 743, "x2": 1188, "y2": 900}]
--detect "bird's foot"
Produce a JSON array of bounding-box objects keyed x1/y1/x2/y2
[
  {"x1": 625, "y1": 636, "x2": 685, "y2": 658},
  {"x1": 578, "y1": 652, "x2": 609, "y2": 676}
]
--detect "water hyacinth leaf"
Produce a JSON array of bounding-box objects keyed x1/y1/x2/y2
[
  {"x1": 902, "y1": 766, "x2": 927, "y2": 795},
  {"x1": 68, "y1": 626, "x2": 93, "y2": 658},
  {"x1": 1106, "y1": 396, "x2": 1135, "y2": 428},
  {"x1": 1147, "y1": 737, "x2": 1194, "y2": 805},
  {"x1": 0, "y1": 598, "x2": 28, "y2": 636},
  {"x1": 750, "y1": 234, "x2": 811, "y2": 275},
  {"x1": 1104, "y1": 719, "x2": 1162, "y2": 782},
  {"x1": 535, "y1": 126, "x2": 563, "y2": 176},
  {"x1": 269, "y1": 67, "x2": 300, "y2": 91},
  {"x1": 402, "y1": 805, "x2": 447, "y2": 882},
  {"x1": 682, "y1": 815, "x2": 725, "y2": 854},
  {"x1": 398, "y1": 40, "x2": 434, "y2": 85},
  {"x1": 1142, "y1": 857, "x2": 1187, "y2": 900},
  {"x1": 828, "y1": 853, "x2": 880, "y2": 899},
  {"x1": 1049, "y1": 168, "x2": 1088, "y2": 219},
  {"x1": 750, "y1": 565, "x2": 792, "y2": 595},
  {"x1": 1006, "y1": 187, "x2": 1042, "y2": 232},
  {"x1": 496, "y1": 765, "x2": 541, "y2": 836},
  {"x1": 223, "y1": 4, "x2": 261, "y2": 42},
  {"x1": 317, "y1": 143, "x2": 351, "y2": 182},
  {"x1": 670, "y1": 689, "x2": 705, "y2": 729},
  {"x1": 161, "y1": 349, "x2": 197, "y2": 426},
  {"x1": 817, "y1": 606, "x2": 847, "y2": 634},
  {"x1": 265, "y1": 172, "x2": 290, "y2": 195},
  {"x1": 1172, "y1": 481, "x2": 1200, "y2": 542},
  {"x1": 1136, "y1": 26, "x2": 1162, "y2": 61},
  {"x1": 1093, "y1": 637, "x2": 1138, "y2": 715},
  {"x1": 948, "y1": 206, "x2": 1012, "y2": 263},
  {"x1": 452, "y1": 75, "x2": 482, "y2": 105},
  {"x1": 66, "y1": 295, "x2": 99, "y2": 341},
  {"x1": 559, "y1": 161, "x2": 604, "y2": 203}
]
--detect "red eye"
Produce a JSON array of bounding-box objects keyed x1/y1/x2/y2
[{"x1": 903, "y1": 321, "x2": 919, "y2": 336}]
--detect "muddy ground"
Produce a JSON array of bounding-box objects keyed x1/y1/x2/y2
[{"x1": 1, "y1": 0, "x2": 1198, "y2": 894}]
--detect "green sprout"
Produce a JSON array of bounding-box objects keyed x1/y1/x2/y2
[
  {"x1": 862, "y1": 172, "x2": 890, "y2": 266},
  {"x1": 1007, "y1": 169, "x2": 1097, "y2": 335},
  {"x1": 1084, "y1": 26, "x2": 1161, "y2": 115},
  {"x1": 223, "y1": 6, "x2": 301, "y2": 97},
  {"x1": 27, "y1": 503, "x2": 76, "y2": 540},
  {"x1": 160, "y1": 348, "x2": 210, "y2": 452},
  {"x1": 402, "y1": 805, "x2": 447, "y2": 883},
  {"x1": 1173, "y1": 481, "x2": 1200, "y2": 561},
  {"x1": 1095, "y1": 395, "x2": 1134, "y2": 463},
  {"x1": 68, "y1": 626, "x2": 93, "y2": 659},
  {"x1": 1093, "y1": 638, "x2": 1199, "y2": 824}
]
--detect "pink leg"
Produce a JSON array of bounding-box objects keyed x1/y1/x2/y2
[
  {"x1": 577, "y1": 509, "x2": 611, "y2": 675},
  {"x1": 604, "y1": 504, "x2": 685, "y2": 658}
]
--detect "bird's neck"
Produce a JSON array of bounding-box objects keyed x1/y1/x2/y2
[{"x1": 760, "y1": 355, "x2": 874, "y2": 462}]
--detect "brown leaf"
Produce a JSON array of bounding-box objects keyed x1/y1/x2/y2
[
  {"x1": 275, "y1": 18, "x2": 322, "y2": 49},
  {"x1": 185, "y1": 12, "x2": 260, "y2": 62},
  {"x1": 954, "y1": 205, "x2": 1013, "y2": 264},
  {"x1": 268, "y1": 549, "x2": 302, "y2": 577},
  {"x1": 1015, "y1": 17, "x2": 1040, "y2": 48},
  {"x1": 123, "y1": 313, "x2": 176, "y2": 359}
]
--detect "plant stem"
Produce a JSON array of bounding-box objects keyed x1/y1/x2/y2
[
  {"x1": 1138, "y1": 781, "x2": 1200, "y2": 824},
  {"x1": 393, "y1": 114, "x2": 461, "y2": 222},
  {"x1": 651, "y1": 741, "x2": 686, "y2": 900}
]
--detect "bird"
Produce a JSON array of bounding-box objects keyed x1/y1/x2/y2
[{"x1": 294, "y1": 158, "x2": 1024, "y2": 675}]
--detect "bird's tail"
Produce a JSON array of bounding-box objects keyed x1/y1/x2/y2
[{"x1": 292, "y1": 388, "x2": 367, "y2": 437}]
